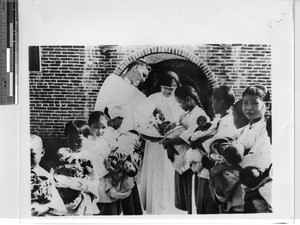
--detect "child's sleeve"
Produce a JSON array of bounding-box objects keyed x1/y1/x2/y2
[
  {"x1": 179, "y1": 123, "x2": 198, "y2": 144},
  {"x1": 46, "y1": 170, "x2": 67, "y2": 215}
]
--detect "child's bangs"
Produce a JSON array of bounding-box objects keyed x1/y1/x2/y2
[{"x1": 242, "y1": 85, "x2": 267, "y2": 101}]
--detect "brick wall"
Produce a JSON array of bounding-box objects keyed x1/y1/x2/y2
[{"x1": 29, "y1": 44, "x2": 271, "y2": 140}]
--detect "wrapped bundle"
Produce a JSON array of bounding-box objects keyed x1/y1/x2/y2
[{"x1": 31, "y1": 171, "x2": 52, "y2": 204}]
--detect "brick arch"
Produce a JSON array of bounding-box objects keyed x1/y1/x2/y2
[{"x1": 113, "y1": 46, "x2": 219, "y2": 89}]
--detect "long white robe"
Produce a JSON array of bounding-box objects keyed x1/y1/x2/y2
[
  {"x1": 94, "y1": 74, "x2": 156, "y2": 132},
  {"x1": 139, "y1": 92, "x2": 184, "y2": 214}
]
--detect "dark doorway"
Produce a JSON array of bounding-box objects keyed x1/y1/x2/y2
[{"x1": 139, "y1": 59, "x2": 214, "y2": 119}]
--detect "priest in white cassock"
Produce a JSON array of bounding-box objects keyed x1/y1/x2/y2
[{"x1": 94, "y1": 60, "x2": 164, "y2": 133}]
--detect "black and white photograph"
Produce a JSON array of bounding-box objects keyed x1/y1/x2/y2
[
  {"x1": 29, "y1": 44, "x2": 272, "y2": 217},
  {"x1": 16, "y1": 0, "x2": 294, "y2": 223}
]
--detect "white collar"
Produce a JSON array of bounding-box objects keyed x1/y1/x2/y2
[{"x1": 248, "y1": 118, "x2": 266, "y2": 130}]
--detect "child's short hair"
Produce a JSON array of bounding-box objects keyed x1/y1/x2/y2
[
  {"x1": 212, "y1": 85, "x2": 235, "y2": 109},
  {"x1": 197, "y1": 115, "x2": 207, "y2": 125},
  {"x1": 30, "y1": 134, "x2": 43, "y2": 151},
  {"x1": 223, "y1": 142, "x2": 244, "y2": 165},
  {"x1": 64, "y1": 120, "x2": 91, "y2": 138},
  {"x1": 242, "y1": 85, "x2": 270, "y2": 102},
  {"x1": 88, "y1": 111, "x2": 107, "y2": 126}
]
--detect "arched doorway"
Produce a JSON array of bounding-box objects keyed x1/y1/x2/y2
[{"x1": 114, "y1": 46, "x2": 219, "y2": 119}]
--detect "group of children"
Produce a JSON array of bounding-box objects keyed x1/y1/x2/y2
[
  {"x1": 31, "y1": 104, "x2": 143, "y2": 216},
  {"x1": 30, "y1": 83, "x2": 272, "y2": 216},
  {"x1": 161, "y1": 84, "x2": 272, "y2": 214}
]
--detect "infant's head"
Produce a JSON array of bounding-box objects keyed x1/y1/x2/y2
[
  {"x1": 222, "y1": 142, "x2": 244, "y2": 165},
  {"x1": 30, "y1": 134, "x2": 44, "y2": 169},
  {"x1": 209, "y1": 138, "x2": 244, "y2": 165},
  {"x1": 123, "y1": 160, "x2": 138, "y2": 177},
  {"x1": 197, "y1": 115, "x2": 207, "y2": 128}
]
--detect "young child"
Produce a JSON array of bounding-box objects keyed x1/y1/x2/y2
[
  {"x1": 87, "y1": 111, "x2": 112, "y2": 177},
  {"x1": 53, "y1": 120, "x2": 100, "y2": 216},
  {"x1": 162, "y1": 85, "x2": 210, "y2": 214},
  {"x1": 179, "y1": 115, "x2": 212, "y2": 175},
  {"x1": 104, "y1": 103, "x2": 143, "y2": 215},
  {"x1": 240, "y1": 164, "x2": 272, "y2": 213},
  {"x1": 30, "y1": 134, "x2": 66, "y2": 216},
  {"x1": 88, "y1": 111, "x2": 122, "y2": 215},
  {"x1": 238, "y1": 85, "x2": 272, "y2": 170},
  {"x1": 88, "y1": 111, "x2": 108, "y2": 138},
  {"x1": 193, "y1": 85, "x2": 237, "y2": 214}
]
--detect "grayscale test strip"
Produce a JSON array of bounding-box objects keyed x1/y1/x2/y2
[{"x1": 0, "y1": 0, "x2": 18, "y2": 105}]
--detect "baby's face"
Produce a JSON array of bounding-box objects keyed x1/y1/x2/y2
[
  {"x1": 90, "y1": 117, "x2": 107, "y2": 138},
  {"x1": 67, "y1": 133, "x2": 84, "y2": 152},
  {"x1": 197, "y1": 119, "x2": 206, "y2": 127},
  {"x1": 31, "y1": 146, "x2": 44, "y2": 169},
  {"x1": 209, "y1": 153, "x2": 225, "y2": 163},
  {"x1": 124, "y1": 161, "x2": 136, "y2": 174}
]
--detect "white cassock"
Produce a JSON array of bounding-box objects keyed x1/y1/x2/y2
[
  {"x1": 139, "y1": 92, "x2": 185, "y2": 214},
  {"x1": 94, "y1": 74, "x2": 156, "y2": 132}
]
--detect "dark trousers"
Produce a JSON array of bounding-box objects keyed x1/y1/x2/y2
[
  {"x1": 174, "y1": 170, "x2": 193, "y2": 214},
  {"x1": 121, "y1": 182, "x2": 143, "y2": 215},
  {"x1": 195, "y1": 177, "x2": 220, "y2": 214}
]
